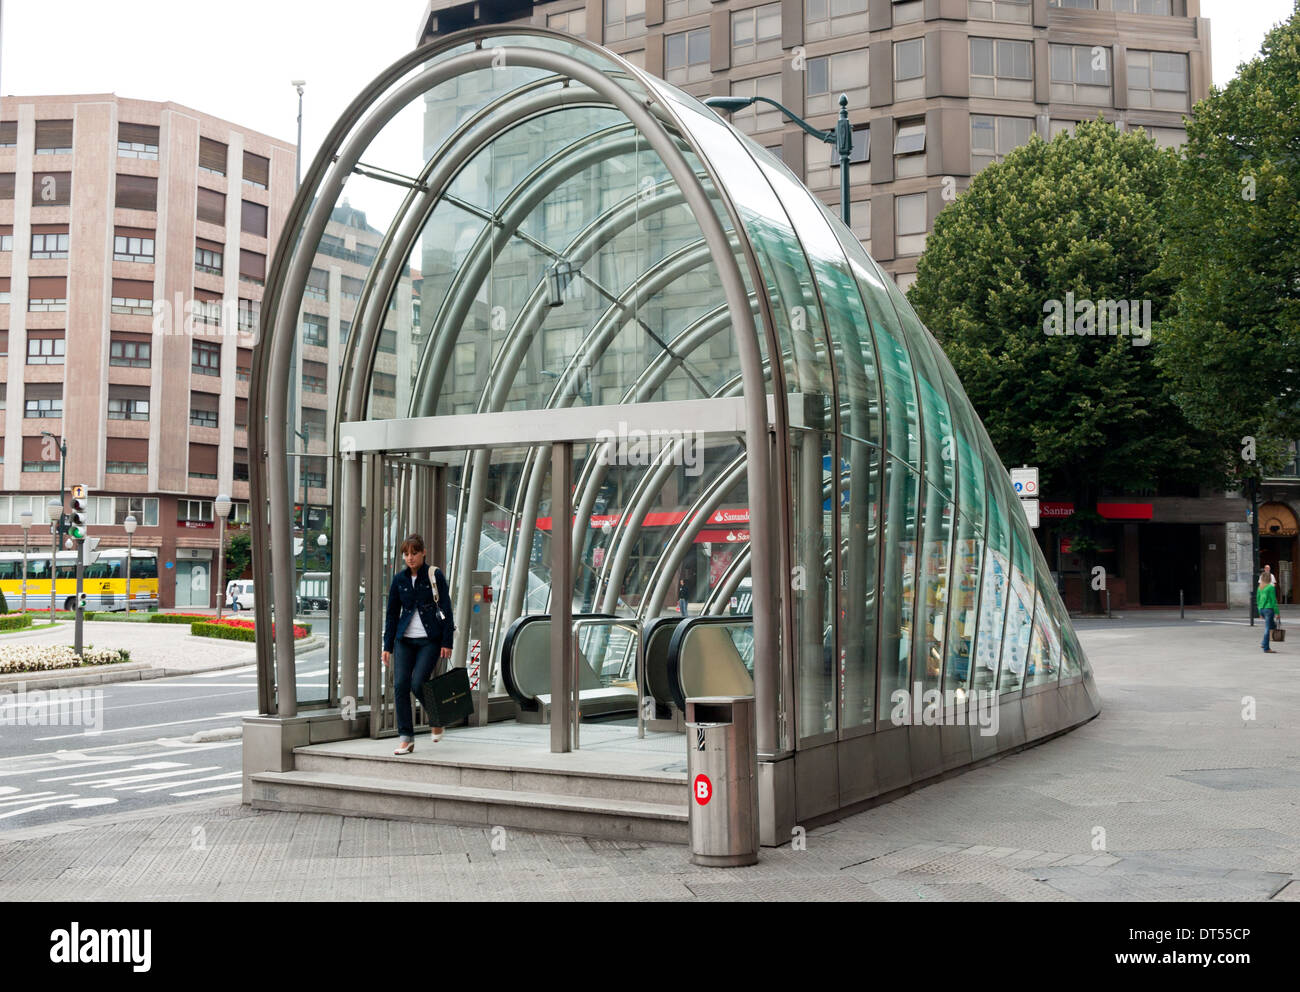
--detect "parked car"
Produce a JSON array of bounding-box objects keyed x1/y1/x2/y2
[{"x1": 226, "y1": 580, "x2": 255, "y2": 610}]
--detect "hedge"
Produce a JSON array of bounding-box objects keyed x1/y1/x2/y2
[
  {"x1": 190, "y1": 621, "x2": 309, "y2": 642},
  {"x1": 150, "y1": 613, "x2": 212, "y2": 625},
  {"x1": 0, "y1": 613, "x2": 34, "y2": 632}
]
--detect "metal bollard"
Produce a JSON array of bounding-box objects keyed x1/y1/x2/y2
[
  {"x1": 1106, "y1": 589, "x2": 1111, "y2": 619},
  {"x1": 1180, "y1": 589, "x2": 1184, "y2": 619}
]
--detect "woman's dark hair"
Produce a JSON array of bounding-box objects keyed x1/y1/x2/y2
[{"x1": 400, "y1": 534, "x2": 426, "y2": 556}]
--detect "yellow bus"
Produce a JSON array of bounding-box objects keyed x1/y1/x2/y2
[{"x1": 0, "y1": 549, "x2": 159, "y2": 612}]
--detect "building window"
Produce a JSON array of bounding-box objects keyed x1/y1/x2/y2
[
  {"x1": 199, "y1": 137, "x2": 227, "y2": 177},
  {"x1": 807, "y1": 128, "x2": 869, "y2": 188},
  {"x1": 805, "y1": 0, "x2": 867, "y2": 41},
  {"x1": 894, "y1": 39, "x2": 925, "y2": 101},
  {"x1": 665, "y1": 28, "x2": 711, "y2": 85},
  {"x1": 194, "y1": 296, "x2": 223, "y2": 326},
  {"x1": 894, "y1": 119, "x2": 926, "y2": 178},
  {"x1": 0, "y1": 122, "x2": 15, "y2": 147},
  {"x1": 242, "y1": 151, "x2": 270, "y2": 190},
  {"x1": 192, "y1": 340, "x2": 221, "y2": 376},
  {"x1": 378, "y1": 328, "x2": 397, "y2": 355},
  {"x1": 26, "y1": 336, "x2": 65, "y2": 365},
  {"x1": 190, "y1": 406, "x2": 218, "y2": 428},
  {"x1": 34, "y1": 120, "x2": 72, "y2": 155},
  {"x1": 1048, "y1": 0, "x2": 1097, "y2": 7},
  {"x1": 237, "y1": 299, "x2": 260, "y2": 335},
  {"x1": 25, "y1": 397, "x2": 62, "y2": 418},
  {"x1": 1050, "y1": 44, "x2": 1112, "y2": 106},
  {"x1": 969, "y1": 0, "x2": 1031, "y2": 22},
  {"x1": 117, "y1": 123, "x2": 159, "y2": 160},
  {"x1": 241, "y1": 200, "x2": 268, "y2": 238},
  {"x1": 732, "y1": 3, "x2": 782, "y2": 66},
  {"x1": 807, "y1": 50, "x2": 869, "y2": 118},
  {"x1": 106, "y1": 461, "x2": 147, "y2": 475},
  {"x1": 892, "y1": 0, "x2": 923, "y2": 23},
  {"x1": 896, "y1": 192, "x2": 928, "y2": 256},
  {"x1": 30, "y1": 231, "x2": 69, "y2": 259},
  {"x1": 233, "y1": 460, "x2": 250, "y2": 483},
  {"x1": 114, "y1": 233, "x2": 155, "y2": 263},
  {"x1": 28, "y1": 297, "x2": 66, "y2": 312},
  {"x1": 179, "y1": 499, "x2": 214, "y2": 523},
  {"x1": 546, "y1": 7, "x2": 587, "y2": 35},
  {"x1": 110, "y1": 338, "x2": 151, "y2": 367},
  {"x1": 729, "y1": 76, "x2": 783, "y2": 134},
  {"x1": 971, "y1": 115, "x2": 1034, "y2": 172},
  {"x1": 666, "y1": 0, "x2": 710, "y2": 17},
  {"x1": 303, "y1": 318, "x2": 328, "y2": 348},
  {"x1": 302, "y1": 373, "x2": 327, "y2": 394},
  {"x1": 970, "y1": 38, "x2": 1033, "y2": 100},
  {"x1": 195, "y1": 245, "x2": 223, "y2": 275},
  {"x1": 1114, "y1": 0, "x2": 1172, "y2": 11},
  {"x1": 115, "y1": 174, "x2": 157, "y2": 211},
  {"x1": 111, "y1": 296, "x2": 152, "y2": 315},
  {"x1": 114, "y1": 496, "x2": 159, "y2": 527},
  {"x1": 107, "y1": 395, "x2": 150, "y2": 421},
  {"x1": 1128, "y1": 51, "x2": 1189, "y2": 110},
  {"x1": 23, "y1": 459, "x2": 59, "y2": 473},
  {"x1": 604, "y1": 0, "x2": 645, "y2": 43},
  {"x1": 305, "y1": 269, "x2": 328, "y2": 301},
  {"x1": 0, "y1": 229, "x2": 11, "y2": 252},
  {"x1": 373, "y1": 373, "x2": 396, "y2": 398}
]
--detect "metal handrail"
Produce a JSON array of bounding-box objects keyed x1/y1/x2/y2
[{"x1": 570, "y1": 616, "x2": 644, "y2": 750}]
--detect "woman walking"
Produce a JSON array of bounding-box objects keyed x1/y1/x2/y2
[
  {"x1": 1258, "y1": 571, "x2": 1279, "y2": 653},
  {"x1": 382, "y1": 534, "x2": 455, "y2": 753}
]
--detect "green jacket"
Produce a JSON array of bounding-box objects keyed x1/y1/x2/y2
[{"x1": 1257, "y1": 583, "x2": 1278, "y2": 612}]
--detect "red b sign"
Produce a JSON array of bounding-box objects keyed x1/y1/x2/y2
[{"x1": 693, "y1": 774, "x2": 712, "y2": 805}]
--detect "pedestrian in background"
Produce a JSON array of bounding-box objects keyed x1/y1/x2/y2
[
  {"x1": 1258, "y1": 571, "x2": 1279, "y2": 653},
  {"x1": 382, "y1": 534, "x2": 455, "y2": 753},
  {"x1": 677, "y1": 575, "x2": 689, "y2": 617}
]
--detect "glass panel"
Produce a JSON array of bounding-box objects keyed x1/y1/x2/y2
[
  {"x1": 878, "y1": 457, "x2": 920, "y2": 720},
  {"x1": 998, "y1": 509, "x2": 1034, "y2": 695}
]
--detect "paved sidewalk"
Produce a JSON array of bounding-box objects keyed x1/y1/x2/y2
[{"x1": 1, "y1": 612, "x2": 1296, "y2": 900}]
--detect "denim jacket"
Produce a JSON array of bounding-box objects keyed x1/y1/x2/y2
[{"x1": 383, "y1": 563, "x2": 454, "y2": 652}]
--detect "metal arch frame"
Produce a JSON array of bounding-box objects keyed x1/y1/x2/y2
[{"x1": 255, "y1": 33, "x2": 787, "y2": 762}]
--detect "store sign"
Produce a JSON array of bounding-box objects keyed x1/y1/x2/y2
[
  {"x1": 181, "y1": 521, "x2": 214, "y2": 529},
  {"x1": 1096, "y1": 502, "x2": 1153, "y2": 520},
  {"x1": 1041, "y1": 502, "x2": 1075, "y2": 518}
]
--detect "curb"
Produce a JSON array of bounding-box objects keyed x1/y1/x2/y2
[
  {"x1": 0, "y1": 656, "x2": 256, "y2": 690},
  {"x1": 0, "y1": 793, "x2": 246, "y2": 844}
]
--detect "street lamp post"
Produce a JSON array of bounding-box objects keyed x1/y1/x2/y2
[
  {"x1": 704, "y1": 93, "x2": 855, "y2": 225},
  {"x1": 124, "y1": 514, "x2": 137, "y2": 615},
  {"x1": 46, "y1": 498, "x2": 61, "y2": 622},
  {"x1": 291, "y1": 80, "x2": 305, "y2": 191},
  {"x1": 19, "y1": 509, "x2": 32, "y2": 613},
  {"x1": 215, "y1": 494, "x2": 232, "y2": 622}
]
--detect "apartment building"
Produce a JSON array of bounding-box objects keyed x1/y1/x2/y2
[
  {"x1": 0, "y1": 94, "x2": 294, "y2": 607},
  {"x1": 418, "y1": 0, "x2": 1211, "y2": 288}
]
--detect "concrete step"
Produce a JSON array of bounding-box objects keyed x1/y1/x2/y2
[
  {"x1": 292, "y1": 745, "x2": 687, "y2": 807},
  {"x1": 249, "y1": 769, "x2": 690, "y2": 844}
]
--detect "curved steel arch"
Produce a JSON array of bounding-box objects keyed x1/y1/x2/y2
[{"x1": 255, "y1": 36, "x2": 784, "y2": 757}]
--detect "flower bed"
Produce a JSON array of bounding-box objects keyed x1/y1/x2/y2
[
  {"x1": 191, "y1": 617, "x2": 309, "y2": 642},
  {"x1": 150, "y1": 612, "x2": 214, "y2": 625},
  {"x1": 0, "y1": 644, "x2": 131, "y2": 675}
]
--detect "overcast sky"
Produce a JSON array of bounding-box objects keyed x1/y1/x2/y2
[{"x1": 1, "y1": 0, "x2": 1295, "y2": 223}]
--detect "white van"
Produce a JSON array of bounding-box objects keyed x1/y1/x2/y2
[{"x1": 226, "y1": 580, "x2": 255, "y2": 610}]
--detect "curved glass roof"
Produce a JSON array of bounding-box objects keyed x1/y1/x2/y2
[{"x1": 252, "y1": 26, "x2": 1097, "y2": 747}]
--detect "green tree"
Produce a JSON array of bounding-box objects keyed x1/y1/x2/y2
[
  {"x1": 1155, "y1": 7, "x2": 1300, "y2": 483},
  {"x1": 909, "y1": 119, "x2": 1223, "y2": 612},
  {"x1": 225, "y1": 530, "x2": 253, "y2": 582}
]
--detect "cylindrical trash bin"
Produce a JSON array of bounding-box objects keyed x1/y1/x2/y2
[{"x1": 685, "y1": 695, "x2": 758, "y2": 867}]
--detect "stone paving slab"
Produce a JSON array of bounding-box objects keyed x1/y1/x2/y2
[{"x1": 0, "y1": 616, "x2": 1297, "y2": 900}]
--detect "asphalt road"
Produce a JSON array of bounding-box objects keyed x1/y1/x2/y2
[{"x1": 0, "y1": 639, "x2": 336, "y2": 829}]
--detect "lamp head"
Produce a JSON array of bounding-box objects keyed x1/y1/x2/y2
[
  {"x1": 124, "y1": 514, "x2": 138, "y2": 535},
  {"x1": 215, "y1": 494, "x2": 233, "y2": 518},
  {"x1": 703, "y1": 96, "x2": 755, "y2": 114},
  {"x1": 20, "y1": 510, "x2": 33, "y2": 531},
  {"x1": 47, "y1": 498, "x2": 62, "y2": 523}
]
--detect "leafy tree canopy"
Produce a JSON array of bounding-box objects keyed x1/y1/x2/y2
[
  {"x1": 1155, "y1": 6, "x2": 1300, "y2": 479},
  {"x1": 908, "y1": 118, "x2": 1224, "y2": 503}
]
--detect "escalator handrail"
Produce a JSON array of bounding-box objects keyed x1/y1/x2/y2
[
  {"x1": 665, "y1": 614, "x2": 753, "y2": 712},
  {"x1": 499, "y1": 612, "x2": 616, "y2": 709},
  {"x1": 642, "y1": 614, "x2": 684, "y2": 708}
]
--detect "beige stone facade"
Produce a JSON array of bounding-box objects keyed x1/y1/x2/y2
[{"x1": 0, "y1": 94, "x2": 294, "y2": 607}]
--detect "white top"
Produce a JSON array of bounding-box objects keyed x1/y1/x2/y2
[{"x1": 404, "y1": 570, "x2": 428, "y2": 639}]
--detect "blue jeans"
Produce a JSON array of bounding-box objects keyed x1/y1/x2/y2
[
  {"x1": 394, "y1": 637, "x2": 438, "y2": 741},
  {"x1": 1261, "y1": 609, "x2": 1275, "y2": 649}
]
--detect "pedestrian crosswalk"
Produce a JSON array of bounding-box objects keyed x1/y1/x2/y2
[{"x1": 0, "y1": 738, "x2": 243, "y2": 822}]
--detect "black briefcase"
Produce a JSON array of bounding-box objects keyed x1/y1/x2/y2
[{"x1": 419, "y1": 666, "x2": 474, "y2": 726}]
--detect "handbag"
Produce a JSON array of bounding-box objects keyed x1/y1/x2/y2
[
  {"x1": 1271, "y1": 617, "x2": 1284, "y2": 642},
  {"x1": 419, "y1": 665, "x2": 474, "y2": 726}
]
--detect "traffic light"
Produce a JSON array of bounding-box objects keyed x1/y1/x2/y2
[{"x1": 69, "y1": 496, "x2": 88, "y2": 541}]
